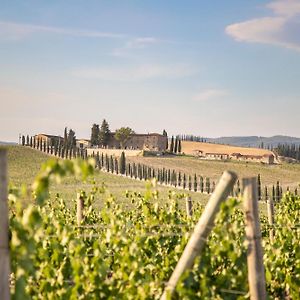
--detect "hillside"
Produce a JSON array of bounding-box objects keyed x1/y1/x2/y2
[
  {"x1": 127, "y1": 155, "x2": 300, "y2": 189},
  {"x1": 205, "y1": 135, "x2": 300, "y2": 147},
  {"x1": 4, "y1": 145, "x2": 208, "y2": 205},
  {"x1": 181, "y1": 141, "x2": 273, "y2": 156}
]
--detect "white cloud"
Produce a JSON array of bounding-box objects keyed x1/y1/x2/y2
[
  {"x1": 111, "y1": 37, "x2": 161, "y2": 57},
  {"x1": 0, "y1": 21, "x2": 126, "y2": 40},
  {"x1": 192, "y1": 89, "x2": 229, "y2": 102},
  {"x1": 72, "y1": 63, "x2": 198, "y2": 81},
  {"x1": 225, "y1": 0, "x2": 300, "y2": 51}
]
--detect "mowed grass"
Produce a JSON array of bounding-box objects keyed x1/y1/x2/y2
[
  {"x1": 127, "y1": 155, "x2": 300, "y2": 189},
  {"x1": 4, "y1": 146, "x2": 208, "y2": 208}
]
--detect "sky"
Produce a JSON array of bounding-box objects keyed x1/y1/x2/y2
[{"x1": 0, "y1": 0, "x2": 300, "y2": 142}]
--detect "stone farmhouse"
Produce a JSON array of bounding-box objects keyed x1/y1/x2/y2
[
  {"x1": 103, "y1": 133, "x2": 167, "y2": 152},
  {"x1": 34, "y1": 134, "x2": 63, "y2": 144},
  {"x1": 193, "y1": 149, "x2": 275, "y2": 164}
]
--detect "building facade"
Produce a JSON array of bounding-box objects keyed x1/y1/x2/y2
[{"x1": 104, "y1": 133, "x2": 167, "y2": 152}]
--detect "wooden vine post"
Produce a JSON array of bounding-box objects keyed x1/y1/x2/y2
[
  {"x1": 161, "y1": 171, "x2": 237, "y2": 300},
  {"x1": 243, "y1": 178, "x2": 267, "y2": 300},
  {"x1": 185, "y1": 196, "x2": 193, "y2": 217},
  {"x1": 0, "y1": 149, "x2": 10, "y2": 300},
  {"x1": 77, "y1": 193, "x2": 84, "y2": 226}
]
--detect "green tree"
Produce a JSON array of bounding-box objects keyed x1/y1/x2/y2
[
  {"x1": 99, "y1": 119, "x2": 110, "y2": 147},
  {"x1": 115, "y1": 127, "x2": 135, "y2": 149},
  {"x1": 64, "y1": 127, "x2": 68, "y2": 148},
  {"x1": 67, "y1": 129, "x2": 76, "y2": 148},
  {"x1": 170, "y1": 136, "x2": 174, "y2": 152},
  {"x1": 119, "y1": 151, "x2": 126, "y2": 174},
  {"x1": 90, "y1": 124, "x2": 100, "y2": 146},
  {"x1": 163, "y1": 129, "x2": 168, "y2": 149}
]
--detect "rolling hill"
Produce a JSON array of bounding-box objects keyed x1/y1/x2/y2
[{"x1": 205, "y1": 135, "x2": 300, "y2": 148}]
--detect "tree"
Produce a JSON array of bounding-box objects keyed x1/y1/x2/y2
[
  {"x1": 178, "y1": 139, "x2": 182, "y2": 153},
  {"x1": 119, "y1": 151, "x2": 126, "y2": 174},
  {"x1": 90, "y1": 124, "x2": 100, "y2": 146},
  {"x1": 174, "y1": 137, "x2": 178, "y2": 153},
  {"x1": 115, "y1": 127, "x2": 135, "y2": 149},
  {"x1": 22, "y1": 135, "x2": 25, "y2": 146},
  {"x1": 67, "y1": 129, "x2": 76, "y2": 148},
  {"x1": 64, "y1": 127, "x2": 68, "y2": 148},
  {"x1": 163, "y1": 129, "x2": 168, "y2": 149},
  {"x1": 170, "y1": 136, "x2": 174, "y2": 152},
  {"x1": 99, "y1": 119, "x2": 110, "y2": 147}
]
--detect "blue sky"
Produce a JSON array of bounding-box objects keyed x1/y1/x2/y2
[{"x1": 1, "y1": 0, "x2": 300, "y2": 141}]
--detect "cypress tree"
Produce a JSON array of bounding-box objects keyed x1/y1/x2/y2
[
  {"x1": 39, "y1": 139, "x2": 43, "y2": 151},
  {"x1": 105, "y1": 154, "x2": 109, "y2": 171},
  {"x1": 183, "y1": 174, "x2": 186, "y2": 189},
  {"x1": 272, "y1": 185, "x2": 275, "y2": 202},
  {"x1": 178, "y1": 172, "x2": 182, "y2": 187},
  {"x1": 257, "y1": 174, "x2": 262, "y2": 200},
  {"x1": 188, "y1": 175, "x2": 192, "y2": 190},
  {"x1": 174, "y1": 137, "x2": 178, "y2": 153},
  {"x1": 37, "y1": 138, "x2": 39, "y2": 149},
  {"x1": 194, "y1": 174, "x2": 197, "y2": 192},
  {"x1": 30, "y1": 136, "x2": 33, "y2": 147},
  {"x1": 276, "y1": 181, "x2": 280, "y2": 201},
  {"x1": 115, "y1": 157, "x2": 119, "y2": 174},
  {"x1": 26, "y1": 135, "x2": 29, "y2": 146},
  {"x1": 295, "y1": 188, "x2": 298, "y2": 196},
  {"x1": 170, "y1": 136, "x2": 174, "y2": 153},
  {"x1": 200, "y1": 176, "x2": 204, "y2": 193},
  {"x1": 21, "y1": 135, "x2": 25, "y2": 146},
  {"x1": 110, "y1": 155, "x2": 114, "y2": 173},
  {"x1": 119, "y1": 152, "x2": 126, "y2": 174},
  {"x1": 43, "y1": 141, "x2": 46, "y2": 152},
  {"x1": 101, "y1": 153, "x2": 104, "y2": 168},
  {"x1": 206, "y1": 177, "x2": 210, "y2": 194},
  {"x1": 178, "y1": 139, "x2": 181, "y2": 153}
]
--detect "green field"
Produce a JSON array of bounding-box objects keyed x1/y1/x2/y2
[
  {"x1": 5, "y1": 146, "x2": 208, "y2": 208},
  {"x1": 128, "y1": 155, "x2": 300, "y2": 189}
]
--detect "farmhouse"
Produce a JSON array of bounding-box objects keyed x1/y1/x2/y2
[
  {"x1": 104, "y1": 133, "x2": 167, "y2": 152},
  {"x1": 76, "y1": 139, "x2": 91, "y2": 149},
  {"x1": 34, "y1": 134, "x2": 63, "y2": 144}
]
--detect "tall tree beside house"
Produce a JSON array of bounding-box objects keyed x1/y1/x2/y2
[
  {"x1": 26, "y1": 135, "x2": 29, "y2": 146},
  {"x1": 170, "y1": 136, "x2": 174, "y2": 153},
  {"x1": 99, "y1": 119, "x2": 110, "y2": 147},
  {"x1": 30, "y1": 136, "x2": 33, "y2": 147},
  {"x1": 67, "y1": 129, "x2": 76, "y2": 148},
  {"x1": 115, "y1": 127, "x2": 135, "y2": 149},
  {"x1": 119, "y1": 151, "x2": 126, "y2": 174},
  {"x1": 90, "y1": 124, "x2": 100, "y2": 146},
  {"x1": 163, "y1": 129, "x2": 168, "y2": 149}
]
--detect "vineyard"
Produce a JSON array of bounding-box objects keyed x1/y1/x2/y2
[{"x1": 1, "y1": 150, "x2": 299, "y2": 299}]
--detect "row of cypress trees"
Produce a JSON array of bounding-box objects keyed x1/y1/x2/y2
[{"x1": 23, "y1": 135, "x2": 88, "y2": 160}]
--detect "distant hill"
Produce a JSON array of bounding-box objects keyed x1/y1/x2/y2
[
  {"x1": 205, "y1": 135, "x2": 300, "y2": 148},
  {"x1": 0, "y1": 141, "x2": 17, "y2": 145}
]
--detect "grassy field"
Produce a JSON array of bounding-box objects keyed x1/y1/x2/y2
[
  {"x1": 4, "y1": 146, "x2": 208, "y2": 208},
  {"x1": 181, "y1": 140, "x2": 273, "y2": 156},
  {"x1": 127, "y1": 155, "x2": 300, "y2": 189}
]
